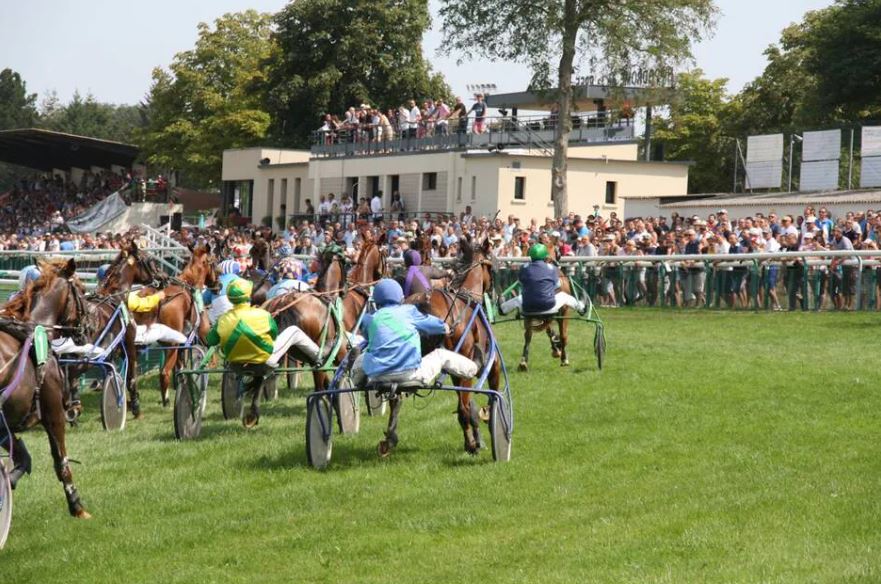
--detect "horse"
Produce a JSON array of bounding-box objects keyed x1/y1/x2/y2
[
  {"x1": 518, "y1": 245, "x2": 572, "y2": 371},
  {"x1": 314, "y1": 246, "x2": 347, "y2": 298},
  {"x1": 388, "y1": 234, "x2": 499, "y2": 456},
  {"x1": 0, "y1": 259, "x2": 94, "y2": 518},
  {"x1": 101, "y1": 243, "x2": 216, "y2": 405},
  {"x1": 342, "y1": 231, "x2": 387, "y2": 331}
]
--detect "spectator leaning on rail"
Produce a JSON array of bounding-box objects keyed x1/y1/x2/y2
[
  {"x1": 349, "y1": 279, "x2": 477, "y2": 387},
  {"x1": 498, "y1": 243, "x2": 586, "y2": 315}
]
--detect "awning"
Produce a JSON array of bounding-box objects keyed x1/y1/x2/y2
[{"x1": 0, "y1": 128, "x2": 139, "y2": 171}]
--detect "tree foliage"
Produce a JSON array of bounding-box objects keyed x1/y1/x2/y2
[
  {"x1": 267, "y1": 0, "x2": 450, "y2": 147},
  {"x1": 439, "y1": 0, "x2": 717, "y2": 215},
  {"x1": 39, "y1": 90, "x2": 145, "y2": 143},
  {"x1": 0, "y1": 68, "x2": 38, "y2": 131},
  {"x1": 139, "y1": 10, "x2": 275, "y2": 188}
]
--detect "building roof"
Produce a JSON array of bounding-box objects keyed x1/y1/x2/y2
[
  {"x1": 485, "y1": 85, "x2": 675, "y2": 112},
  {"x1": 0, "y1": 128, "x2": 139, "y2": 171},
  {"x1": 661, "y1": 189, "x2": 881, "y2": 209}
]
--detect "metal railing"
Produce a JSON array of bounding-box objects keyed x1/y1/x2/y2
[{"x1": 310, "y1": 111, "x2": 635, "y2": 158}]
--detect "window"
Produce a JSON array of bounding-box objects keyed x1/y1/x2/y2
[
  {"x1": 266, "y1": 179, "x2": 275, "y2": 224},
  {"x1": 391, "y1": 174, "x2": 400, "y2": 194},
  {"x1": 457, "y1": 177, "x2": 463, "y2": 202},
  {"x1": 294, "y1": 177, "x2": 302, "y2": 212},
  {"x1": 422, "y1": 172, "x2": 438, "y2": 191},
  {"x1": 471, "y1": 176, "x2": 477, "y2": 201},
  {"x1": 605, "y1": 181, "x2": 617, "y2": 205},
  {"x1": 514, "y1": 176, "x2": 526, "y2": 200},
  {"x1": 280, "y1": 178, "x2": 288, "y2": 207}
]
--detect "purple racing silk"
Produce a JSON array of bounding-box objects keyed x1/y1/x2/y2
[{"x1": 403, "y1": 266, "x2": 431, "y2": 296}]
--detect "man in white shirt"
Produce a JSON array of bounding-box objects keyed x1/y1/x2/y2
[
  {"x1": 434, "y1": 99, "x2": 451, "y2": 135},
  {"x1": 371, "y1": 192, "x2": 384, "y2": 224},
  {"x1": 407, "y1": 99, "x2": 420, "y2": 139}
]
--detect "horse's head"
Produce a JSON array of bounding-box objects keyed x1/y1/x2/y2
[
  {"x1": 29, "y1": 259, "x2": 94, "y2": 344},
  {"x1": 451, "y1": 233, "x2": 494, "y2": 298},
  {"x1": 183, "y1": 244, "x2": 217, "y2": 288},
  {"x1": 99, "y1": 241, "x2": 163, "y2": 294},
  {"x1": 316, "y1": 245, "x2": 346, "y2": 295},
  {"x1": 349, "y1": 237, "x2": 386, "y2": 285}
]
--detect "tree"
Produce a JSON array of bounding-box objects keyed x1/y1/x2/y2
[
  {"x1": 267, "y1": 0, "x2": 450, "y2": 147},
  {"x1": 439, "y1": 0, "x2": 716, "y2": 217},
  {"x1": 39, "y1": 91, "x2": 144, "y2": 143},
  {"x1": 0, "y1": 68, "x2": 38, "y2": 130},
  {"x1": 654, "y1": 70, "x2": 734, "y2": 193},
  {"x1": 139, "y1": 10, "x2": 275, "y2": 188}
]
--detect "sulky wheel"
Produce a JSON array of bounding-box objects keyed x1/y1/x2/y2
[
  {"x1": 594, "y1": 326, "x2": 606, "y2": 371},
  {"x1": 334, "y1": 376, "x2": 360, "y2": 435},
  {"x1": 488, "y1": 398, "x2": 512, "y2": 462},
  {"x1": 365, "y1": 389, "x2": 386, "y2": 416},
  {"x1": 306, "y1": 396, "x2": 333, "y2": 469},
  {"x1": 100, "y1": 371, "x2": 127, "y2": 431},
  {"x1": 0, "y1": 463, "x2": 11, "y2": 549},
  {"x1": 221, "y1": 371, "x2": 244, "y2": 420},
  {"x1": 174, "y1": 373, "x2": 206, "y2": 440}
]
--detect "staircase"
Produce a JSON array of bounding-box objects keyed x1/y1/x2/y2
[{"x1": 140, "y1": 224, "x2": 191, "y2": 274}]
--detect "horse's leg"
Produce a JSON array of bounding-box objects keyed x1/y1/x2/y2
[
  {"x1": 242, "y1": 374, "x2": 263, "y2": 429},
  {"x1": 125, "y1": 325, "x2": 141, "y2": 419},
  {"x1": 378, "y1": 394, "x2": 403, "y2": 457},
  {"x1": 159, "y1": 348, "x2": 177, "y2": 407},
  {"x1": 41, "y1": 363, "x2": 90, "y2": 518},
  {"x1": 455, "y1": 383, "x2": 481, "y2": 454},
  {"x1": 546, "y1": 321, "x2": 561, "y2": 358},
  {"x1": 558, "y1": 314, "x2": 569, "y2": 367},
  {"x1": 519, "y1": 321, "x2": 532, "y2": 372},
  {"x1": 6, "y1": 435, "x2": 32, "y2": 489}
]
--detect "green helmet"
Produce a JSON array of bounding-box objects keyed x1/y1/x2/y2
[
  {"x1": 528, "y1": 243, "x2": 549, "y2": 261},
  {"x1": 227, "y1": 277, "x2": 253, "y2": 304}
]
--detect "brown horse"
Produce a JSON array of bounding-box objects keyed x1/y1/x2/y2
[
  {"x1": 519, "y1": 245, "x2": 572, "y2": 371},
  {"x1": 102, "y1": 243, "x2": 216, "y2": 405},
  {"x1": 0, "y1": 259, "x2": 93, "y2": 518},
  {"x1": 342, "y1": 234, "x2": 387, "y2": 331},
  {"x1": 314, "y1": 246, "x2": 346, "y2": 298},
  {"x1": 395, "y1": 234, "x2": 499, "y2": 455}
]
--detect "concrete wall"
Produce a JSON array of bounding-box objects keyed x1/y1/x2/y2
[{"x1": 568, "y1": 142, "x2": 639, "y2": 161}]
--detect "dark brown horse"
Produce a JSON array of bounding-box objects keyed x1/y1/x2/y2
[
  {"x1": 0, "y1": 259, "x2": 93, "y2": 518},
  {"x1": 519, "y1": 244, "x2": 572, "y2": 371},
  {"x1": 314, "y1": 246, "x2": 347, "y2": 298},
  {"x1": 394, "y1": 234, "x2": 499, "y2": 456},
  {"x1": 342, "y1": 234, "x2": 387, "y2": 331}
]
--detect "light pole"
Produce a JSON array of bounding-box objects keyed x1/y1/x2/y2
[{"x1": 788, "y1": 134, "x2": 803, "y2": 192}]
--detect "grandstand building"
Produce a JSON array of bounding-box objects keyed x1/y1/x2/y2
[{"x1": 221, "y1": 84, "x2": 691, "y2": 225}]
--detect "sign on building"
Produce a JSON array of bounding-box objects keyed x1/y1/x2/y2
[
  {"x1": 745, "y1": 134, "x2": 783, "y2": 189},
  {"x1": 861, "y1": 126, "x2": 881, "y2": 188},
  {"x1": 800, "y1": 130, "x2": 840, "y2": 191}
]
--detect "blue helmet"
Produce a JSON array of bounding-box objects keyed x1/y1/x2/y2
[
  {"x1": 96, "y1": 263, "x2": 112, "y2": 281},
  {"x1": 19, "y1": 265, "x2": 40, "y2": 290},
  {"x1": 277, "y1": 245, "x2": 293, "y2": 258},
  {"x1": 373, "y1": 278, "x2": 404, "y2": 307},
  {"x1": 219, "y1": 259, "x2": 241, "y2": 275}
]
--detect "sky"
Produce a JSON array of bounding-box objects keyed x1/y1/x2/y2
[{"x1": 3, "y1": 0, "x2": 834, "y2": 107}]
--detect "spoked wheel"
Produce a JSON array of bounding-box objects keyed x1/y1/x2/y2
[
  {"x1": 488, "y1": 398, "x2": 512, "y2": 462},
  {"x1": 221, "y1": 372, "x2": 244, "y2": 421},
  {"x1": 174, "y1": 372, "x2": 206, "y2": 440},
  {"x1": 0, "y1": 464, "x2": 11, "y2": 549},
  {"x1": 306, "y1": 396, "x2": 333, "y2": 469},
  {"x1": 188, "y1": 347, "x2": 209, "y2": 416},
  {"x1": 365, "y1": 389, "x2": 386, "y2": 416},
  {"x1": 334, "y1": 376, "x2": 360, "y2": 435},
  {"x1": 100, "y1": 371, "x2": 127, "y2": 431},
  {"x1": 262, "y1": 374, "x2": 278, "y2": 401},
  {"x1": 594, "y1": 326, "x2": 606, "y2": 371}
]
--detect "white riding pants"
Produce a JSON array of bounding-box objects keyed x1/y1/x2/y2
[
  {"x1": 267, "y1": 325, "x2": 321, "y2": 366},
  {"x1": 51, "y1": 337, "x2": 103, "y2": 358},
  {"x1": 135, "y1": 324, "x2": 188, "y2": 345},
  {"x1": 500, "y1": 292, "x2": 584, "y2": 315},
  {"x1": 207, "y1": 296, "x2": 233, "y2": 325},
  {"x1": 351, "y1": 348, "x2": 478, "y2": 386}
]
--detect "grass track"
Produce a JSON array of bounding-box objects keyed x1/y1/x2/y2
[{"x1": 3, "y1": 310, "x2": 881, "y2": 583}]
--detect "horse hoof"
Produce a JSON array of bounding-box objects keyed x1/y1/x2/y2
[
  {"x1": 242, "y1": 414, "x2": 259, "y2": 429},
  {"x1": 74, "y1": 509, "x2": 92, "y2": 519},
  {"x1": 561, "y1": 360, "x2": 570, "y2": 367},
  {"x1": 518, "y1": 362, "x2": 528, "y2": 372},
  {"x1": 378, "y1": 440, "x2": 392, "y2": 458},
  {"x1": 478, "y1": 406, "x2": 490, "y2": 423},
  {"x1": 551, "y1": 350, "x2": 561, "y2": 358},
  {"x1": 464, "y1": 440, "x2": 480, "y2": 455}
]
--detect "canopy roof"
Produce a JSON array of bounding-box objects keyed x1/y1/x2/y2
[
  {"x1": 0, "y1": 128, "x2": 139, "y2": 171},
  {"x1": 485, "y1": 85, "x2": 675, "y2": 112}
]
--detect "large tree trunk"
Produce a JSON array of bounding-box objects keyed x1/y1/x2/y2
[{"x1": 551, "y1": 1, "x2": 579, "y2": 218}]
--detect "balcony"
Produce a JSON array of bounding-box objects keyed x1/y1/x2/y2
[{"x1": 310, "y1": 111, "x2": 636, "y2": 158}]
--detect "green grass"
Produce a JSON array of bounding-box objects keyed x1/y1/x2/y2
[{"x1": 4, "y1": 310, "x2": 881, "y2": 583}]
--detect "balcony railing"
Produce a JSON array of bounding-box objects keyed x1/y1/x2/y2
[{"x1": 310, "y1": 111, "x2": 636, "y2": 158}]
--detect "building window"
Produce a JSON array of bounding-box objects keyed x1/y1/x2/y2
[
  {"x1": 514, "y1": 176, "x2": 526, "y2": 200},
  {"x1": 457, "y1": 177, "x2": 462, "y2": 202},
  {"x1": 605, "y1": 181, "x2": 617, "y2": 205},
  {"x1": 423, "y1": 172, "x2": 437, "y2": 191},
  {"x1": 471, "y1": 176, "x2": 477, "y2": 201},
  {"x1": 266, "y1": 179, "x2": 275, "y2": 223}
]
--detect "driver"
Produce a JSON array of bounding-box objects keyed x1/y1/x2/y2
[
  {"x1": 266, "y1": 257, "x2": 311, "y2": 300},
  {"x1": 203, "y1": 259, "x2": 240, "y2": 324},
  {"x1": 127, "y1": 290, "x2": 189, "y2": 345},
  {"x1": 398, "y1": 250, "x2": 449, "y2": 297},
  {"x1": 350, "y1": 279, "x2": 477, "y2": 386},
  {"x1": 498, "y1": 243, "x2": 586, "y2": 315}
]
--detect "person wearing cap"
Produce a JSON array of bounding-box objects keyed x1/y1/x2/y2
[
  {"x1": 398, "y1": 249, "x2": 449, "y2": 297},
  {"x1": 498, "y1": 243, "x2": 586, "y2": 315},
  {"x1": 13, "y1": 264, "x2": 40, "y2": 299},
  {"x1": 266, "y1": 257, "x2": 311, "y2": 300},
  {"x1": 206, "y1": 278, "x2": 278, "y2": 364},
  {"x1": 203, "y1": 259, "x2": 241, "y2": 324},
  {"x1": 349, "y1": 278, "x2": 477, "y2": 387}
]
